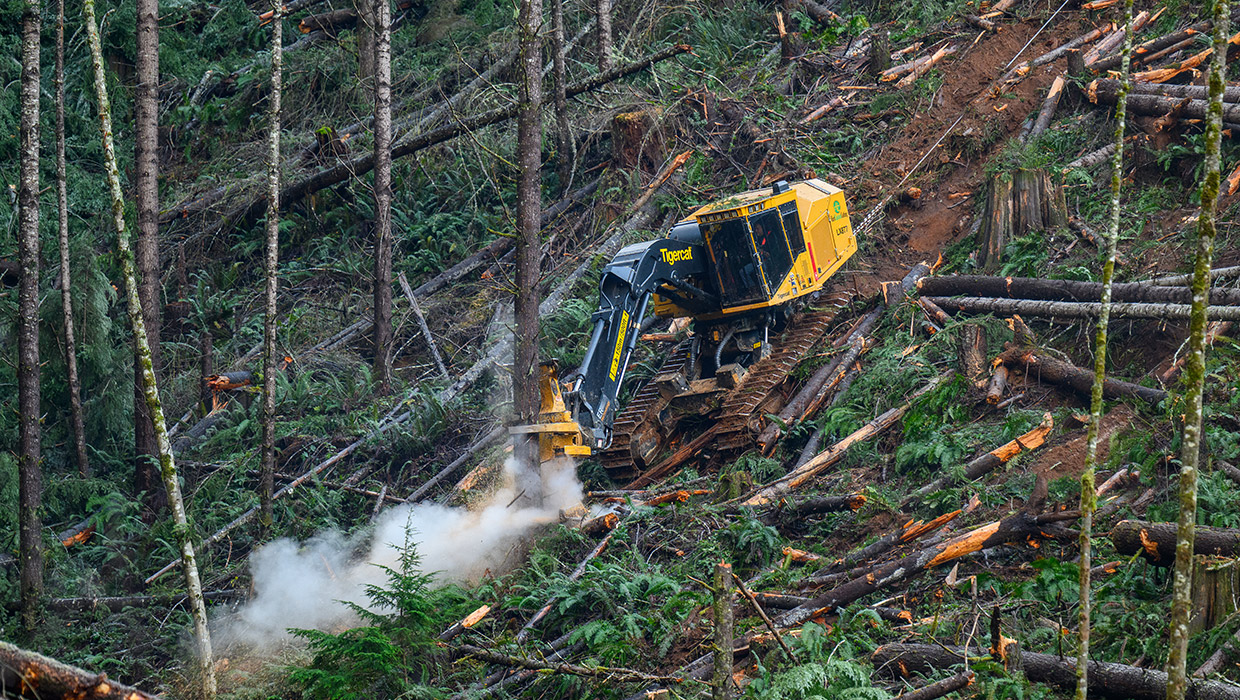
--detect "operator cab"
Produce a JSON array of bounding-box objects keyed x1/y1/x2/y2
[{"x1": 700, "y1": 196, "x2": 806, "y2": 309}]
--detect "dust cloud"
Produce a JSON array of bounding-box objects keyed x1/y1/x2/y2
[{"x1": 213, "y1": 456, "x2": 583, "y2": 650}]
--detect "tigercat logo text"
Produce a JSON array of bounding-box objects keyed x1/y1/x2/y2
[
  {"x1": 661, "y1": 248, "x2": 692, "y2": 264},
  {"x1": 609, "y1": 310, "x2": 630, "y2": 381}
]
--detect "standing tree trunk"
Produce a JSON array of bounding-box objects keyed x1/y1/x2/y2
[
  {"x1": 514, "y1": 0, "x2": 543, "y2": 493},
  {"x1": 356, "y1": 0, "x2": 374, "y2": 81},
  {"x1": 82, "y1": 3, "x2": 216, "y2": 695},
  {"x1": 712, "y1": 561, "x2": 734, "y2": 700},
  {"x1": 260, "y1": 0, "x2": 283, "y2": 541},
  {"x1": 596, "y1": 0, "x2": 612, "y2": 71},
  {"x1": 134, "y1": 0, "x2": 164, "y2": 512},
  {"x1": 551, "y1": 0, "x2": 575, "y2": 193},
  {"x1": 56, "y1": 0, "x2": 88, "y2": 479},
  {"x1": 372, "y1": 0, "x2": 393, "y2": 394},
  {"x1": 1168, "y1": 5, "x2": 1229, "y2": 699},
  {"x1": 17, "y1": 0, "x2": 43, "y2": 634},
  {"x1": 1077, "y1": 2, "x2": 1133, "y2": 697}
]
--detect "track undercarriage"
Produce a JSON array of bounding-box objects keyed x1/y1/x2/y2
[{"x1": 598, "y1": 291, "x2": 854, "y2": 479}]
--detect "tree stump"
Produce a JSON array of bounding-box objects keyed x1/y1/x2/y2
[
  {"x1": 869, "y1": 30, "x2": 891, "y2": 79},
  {"x1": 978, "y1": 169, "x2": 1068, "y2": 269},
  {"x1": 1191, "y1": 557, "x2": 1239, "y2": 636},
  {"x1": 611, "y1": 107, "x2": 666, "y2": 175}
]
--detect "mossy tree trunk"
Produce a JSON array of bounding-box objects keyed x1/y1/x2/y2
[
  {"x1": 56, "y1": 0, "x2": 88, "y2": 479},
  {"x1": 260, "y1": 0, "x2": 283, "y2": 540},
  {"x1": 1076, "y1": 2, "x2": 1133, "y2": 697},
  {"x1": 1168, "y1": 4, "x2": 1229, "y2": 698},
  {"x1": 372, "y1": 0, "x2": 393, "y2": 394},
  {"x1": 17, "y1": 0, "x2": 43, "y2": 635},
  {"x1": 82, "y1": 1, "x2": 216, "y2": 694}
]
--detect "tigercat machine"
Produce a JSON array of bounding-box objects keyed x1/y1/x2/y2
[{"x1": 512, "y1": 179, "x2": 857, "y2": 473}]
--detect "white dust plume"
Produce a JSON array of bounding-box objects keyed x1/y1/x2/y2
[{"x1": 213, "y1": 456, "x2": 583, "y2": 650}]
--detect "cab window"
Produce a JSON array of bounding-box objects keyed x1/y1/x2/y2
[
  {"x1": 706, "y1": 218, "x2": 766, "y2": 307},
  {"x1": 749, "y1": 208, "x2": 793, "y2": 293}
]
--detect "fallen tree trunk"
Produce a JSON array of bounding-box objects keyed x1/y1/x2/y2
[
  {"x1": 297, "y1": 8, "x2": 356, "y2": 34},
  {"x1": 1090, "y1": 78, "x2": 1240, "y2": 104},
  {"x1": 1148, "y1": 265, "x2": 1240, "y2": 286},
  {"x1": 775, "y1": 510, "x2": 1067, "y2": 628},
  {"x1": 220, "y1": 44, "x2": 691, "y2": 232},
  {"x1": 998, "y1": 348, "x2": 1167, "y2": 404},
  {"x1": 1001, "y1": 24, "x2": 1108, "y2": 82},
  {"x1": 918, "y1": 274, "x2": 1240, "y2": 306},
  {"x1": 1089, "y1": 83, "x2": 1240, "y2": 123},
  {"x1": 903, "y1": 412, "x2": 1053, "y2": 506},
  {"x1": 898, "y1": 672, "x2": 975, "y2": 700},
  {"x1": 872, "y1": 643, "x2": 1240, "y2": 699},
  {"x1": 799, "y1": 510, "x2": 963, "y2": 590},
  {"x1": 1090, "y1": 19, "x2": 1213, "y2": 73},
  {"x1": 1025, "y1": 75, "x2": 1066, "y2": 142},
  {"x1": 896, "y1": 45, "x2": 957, "y2": 88},
  {"x1": 740, "y1": 372, "x2": 954, "y2": 506},
  {"x1": 1132, "y1": 29, "x2": 1240, "y2": 83},
  {"x1": 927, "y1": 295, "x2": 1240, "y2": 323},
  {"x1": 456, "y1": 644, "x2": 682, "y2": 685},
  {"x1": 1112, "y1": 519, "x2": 1240, "y2": 565},
  {"x1": 43, "y1": 589, "x2": 242, "y2": 612},
  {"x1": 0, "y1": 640, "x2": 161, "y2": 699},
  {"x1": 1081, "y1": 10, "x2": 1153, "y2": 66},
  {"x1": 404, "y1": 425, "x2": 506, "y2": 502}
]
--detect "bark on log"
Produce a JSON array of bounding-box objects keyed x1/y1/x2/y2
[
  {"x1": 1132, "y1": 29, "x2": 1240, "y2": 83},
  {"x1": 928, "y1": 295, "x2": 1240, "y2": 323},
  {"x1": 898, "y1": 671, "x2": 975, "y2": 700},
  {"x1": 801, "y1": 511, "x2": 962, "y2": 588},
  {"x1": 1090, "y1": 19, "x2": 1213, "y2": 73},
  {"x1": 43, "y1": 589, "x2": 242, "y2": 612},
  {"x1": 896, "y1": 46, "x2": 957, "y2": 88},
  {"x1": 1026, "y1": 75, "x2": 1066, "y2": 141},
  {"x1": 985, "y1": 364, "x2": 1008, "y2": 404},
  {"x1": 1091, "y1": 78, "x2": 1240, "y2": 104},
  {"x1": 1112, "y1": 519, "x2": 1240, "y2": 565},
  {"x1": 1001, "y1": 25, "x2": 1108, "y2": 82},
  {"x1": 297, "y1": 8, "x2": 356, "y2": 34},
  {"x1": 1196, "y1": 624, "x2": 1240, "y2": 677},
  {"x1": 903, "y1": 412, "x2": 1053, "y2": 506},
  {"x1": 1089, "y1": 81, "x2": 1240, "y2": 123},
  {"x1": 741, "y1": 372, "x2": 954, "y2": 506},
  {"x1": 998, "y1": 348, "x2": 1167, "y2": 404},
  {"x1": 872, "y1": 643, "x2": 1240, "y2": 699},
  {"x1": 1218, "y1": 460, "x2": 1240, "y2": 488},
  {"x1": 1081, "y1": 11, "x2": 1152, "y2": 67},
  {"x1": 457, "y1": 644, "x2": 678, "y2": 684},
  {"x1": 918, "y1": 275, "x2": 1240, "y2": 306},
  {"x1": 775, "y1": 509, "x2": 1065, "y2": 628},
  {"x1": 0, "y1": 640, "x2": 161, "y2": 699},
  {"x1": 1148, "y1": 265, "x2": 1240, "y2": 287}
]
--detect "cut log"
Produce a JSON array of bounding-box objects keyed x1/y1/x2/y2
[
  {"x1": 802, "y1": 511, "x2": 963, "y2": 587},
  {"x1": 0, "y1": 640, "x2": 160, "y2": 699},
  {"x1": 1081, "y1": 11, "x2": 1151, "y2": 67},
  {"x1": 1132, "y1": 30, "x2": 1240, "y2": 83},
  {"x1": 439, "y1": 604, "x2": 491, "y2": 643},
  {"x1": 1196, "y1": 623, "x2": 1240, "y2": 677},
  {"x1": 958, "y1": 323, "x2": 988, "y2": 386},
  {"x1": 965, "y1": 15, "x2": 995, "y2": 32},
  {"x1": 918, "y1": 275, "x2": 1240, "y2": 306},
  {"x1": 42, "y1": 589, "x2": 241, "y2": 612},
  {"x1": 985, "y1": 364, "x2": 1008, "y2": 404},
  {"x1": 1158, "y1": 320, "x2": 1232, "y2": 383},
  {"x1": 741, "y1": 372, "x2": 954, "y2": 506},
  {"x1": 1090, "y1": 17, "x2": 1216, "y2": 73},
  {"x1": 929, "y1": 295, "x2": 1240, "y2": 323},
  {"x1": 457, "y1": 644, "x2": 676, "y2": 684},
  {"x1": 997, "y1": 347, "x2": 1167, "y2": 404},
  {"x1": 903, "y1": 412, "x2": 1053, "y2": 506},
  {"x1": 881, "y1": 53, "x2": 933, "y2": 82},
  {"x1": 896, "y1": 46, "x2": 957, "y2": 88},
  {"x1": 777, "y1": 493, "x2": 868, "y2": 516},
  {"x1": 1092, "y1": 78, "x2": 1240, "y2": 104},
  {"x1": 1000, "y1": 25, "x2": 1108, "y2": 82},
  {"x1": 1112, "y1": 519, "x2": 1240, "y2": 565},
  {"x1": 898, "y1": 672, "x2": 975, "y2": 700},
  {"x1": 1148, "y1": 265, "x2": 1240, "y2": 286},
  {"x1": 1219, "y1": 460, "x2": 1240, "y2": 488},
  {"x1": 775, "y1": 509, "x2": 1067, "y2": 628},
  {"x1": 1089, "y1": 82, "x2": 1240, "y2": 123},
  {"x1": 1026, "y1": 75, "x2": 1066, "y2": 141},
  {"x1": 872, "y1": 643, "x2": 1240, "y2": 699},
  {"x1": 733, "y1": 573, "x2": 795, "y2": 660},
  {"x1": 297, "y1": 8, "x2": 356, "y2": 34},
  {"x1": 396, "y1": 272, "x2": 449, "y2": 379}
]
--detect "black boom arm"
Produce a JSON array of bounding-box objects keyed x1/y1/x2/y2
[{"x1": 570, "y1": 237, "x2": 708, "y2": 448}]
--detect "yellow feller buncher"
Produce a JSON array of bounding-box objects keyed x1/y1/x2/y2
[{"x1": 512, "y1": 179, "x2": 858, "y2": 476}]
